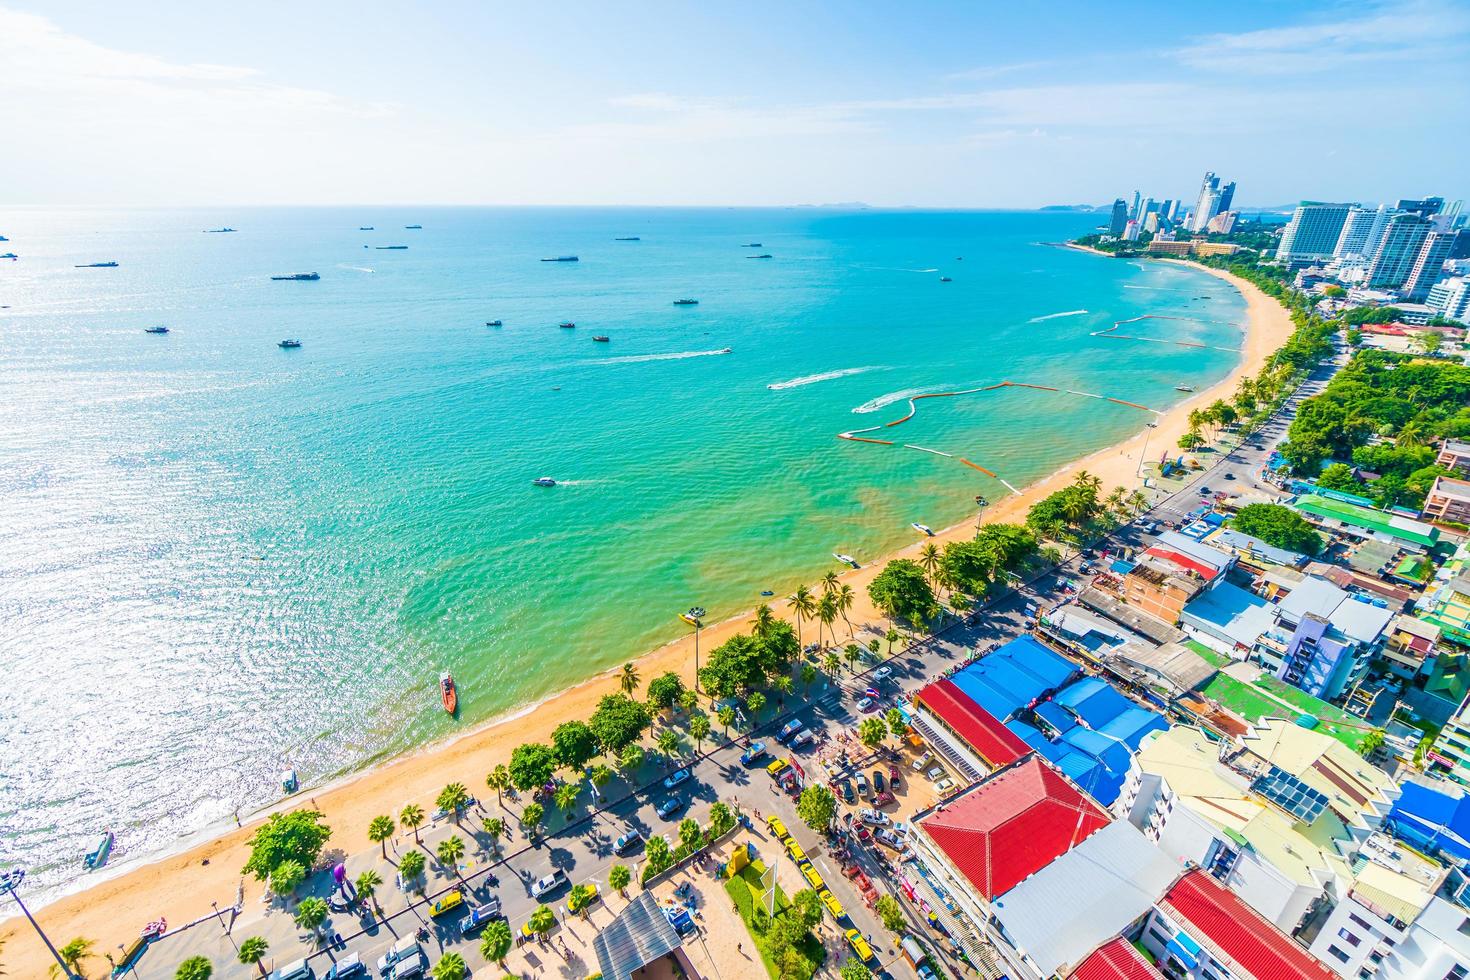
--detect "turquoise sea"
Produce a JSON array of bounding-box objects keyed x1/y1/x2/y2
[{"x1": 0, "y1": 208, "x2": 1244, "y2": 888}]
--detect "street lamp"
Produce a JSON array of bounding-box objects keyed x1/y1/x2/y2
[
  {"x1": 685, "y1": 606, "x2": 706, "y2": 694},
  {"x1": 0, "y1": 869, "x2": 77, "y2": 979},
  {"x1": 974, "y1": 494, "x2": 990, "y2": 531}
]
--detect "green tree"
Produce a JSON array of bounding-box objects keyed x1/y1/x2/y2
[
  {"x1": 520, "y1": 802, "x2": 545, "y2": 838},
  {"x1": 645, "y1": 672, "x2": 685, "y2": 712},
  {"x1": 840, "y1": 962, "x2": 874, "y2": 980},
  {"x1": 436, "y1": 782, "x2": 470, "y2": 824},
  {"x1": 529, "y1": 904, "x2": 557, "y2": 937},
  {"x1": 823, "y1": 648, "x2": 842, "y2": 676},
  {"x1": 237, "y1": 936, "x2": 270, "y2": 976},
  {"x1": 1359, "y1": 728, "x2": 1386, "y2": 758},
  {"x1": 844, "y1": 643, "x2": 862, "y2": 673},
  {"x1": 509, "y1": 742, "x2": 558, "y2": 792},
  {"x1": 858, "y1": 717, "x2": 887, "y2": 750},
  {"x1": 689, "y1": 712, "x2": 711, "y2": 751},
  {"x1": 174, "y1": 956, "x2": 212, "y2": 980},
  {"x1": 53, "y1": 938, "x2": 95, "y2": 980},
  {"x1": 590, "y1": 693, "x2": 654, "y2": 753},
  {"x1": 1178, "y1": 431, "x2": 1204, "y2": 450},
  {"x1": 293, "y1": 896, "x2": 329, "y2": 933},
  {"x1": 645, "y1": 834, "x2": 673, "y2": 873},
  {"x1": 885, "y1": 628, "x2": 900, "y2": 654},
  {"x1": 399, "y1": 803, "x2": 425, "y2": 844},
  {"x1": 753, "y1": 603, "x2": 776, "y2": 638},
  {"x1": 367, "y1": 814, "x2": 395, "y2": 857},
  {"x1": 551, "y1": 720, "x2": 600, "y2": 770},
  {"x1": 553, "y1": 781, "x2": 581, "y2": 817},
  {"x1": 797, "y1": 783, "x2": 838, "y2": 832},
  {"x1": 588, "y1": 763, "x2": 614, "y2": 790},
  {"x1": 436, "y1": 834, "x2": 466, "y2": 876},
  {"x1": 1316, "y1": 462, "x2": 1359, "y2": 493},
  {"x1": 792, "y1": 888, "x2": 824, "y2": 929},
  {"x1": 678, "y1": 688, "x2": 699, "y2": 716},
  {"x1": 717, "y1": 705, "x2": 736, "y2": 735},
  {"x1": 800, "y1": 663, "x2": 818, "y2": 696},
  {"x1": 485, "y1": 765, "x2": 511, "y2": 808},
  {"x1": 867, "y1": 559, "x2": 935, "y2": 625},
  {"x1": 618, "y1": 742, "x2": 646, "y2": 772},
  {"x1": 609, "y1": 863, "x2": 632, "y2": 894},
  {"x1": 480, "y1": 919, "x2": 513, "y2": 966},
  {"x1": 677, "y1": 817, "x2": 702, "y2": 852},
  {"x1": 569, "y1": 882, "x2": 598, "y2": 917},
  {"x1": 816, "y1": 591, "x2": 839, "y2": 648},
  {"x1": 875, "y1": 894, "x2": 906, "y2": 932},
  {"x1": 655, "y1": 727, "x2": 682, "y2": 759},
  {"x1": 270, "y1": 858, "x2": 306, "y2": 895},
  {"x1": 1229, "y1": 503, "x2": 1324, "y2": 555},
  {"x1": 431, "y1": 952, "x2": 467, "y2": 980},
  {"x1": 355, "y1": 869, "x2": 382, "y2": 910},
  {"x1": 242, "y1": 809, "x2": 332, "y2": 882},
  {"x1": 619, "y1": 662, "x2": 641, "y2": 696},
  {"x1": 397, "y1": 850, "x2": 426, "y2": 888},
  {"x1": 885, "y1": 707, "x2": 907, "y2": 740},
  {"x1": 483, "y1": 815, "x2": 506, "y2": 848},
  {"x1": 787, "y1": 584, "x2": 817, "y2": 648},
  {"x1": 747, "y1": 691, "x2": 767, "y2": 715},
  {"x1": 836, "y1": 583, "x2": 856, "y2": 637}
]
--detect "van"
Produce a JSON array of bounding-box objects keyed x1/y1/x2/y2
[{"x1": 270, "y1": 960, "x2": 315, "y2": 980}]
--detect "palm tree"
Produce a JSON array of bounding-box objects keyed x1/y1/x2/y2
[
  {"x1": 521, "y1": 802, "x2": 545, "y2": 839},
  {"x1": 174, "y1": 957, "x2": 213, "y2": 980},
  {"x1": 1397, "y1": 421, "x2": 1425, "y2": 449},
  {"x1": 844, "y1": 644, "x2": 862, "y2": 674},
  {"x1": 800, "y1": 663, "x2": 817, "y2": 696},
  {"x1": 816, "y1": 592, "x2": 838, "y2": 647},
  {"x1": 821, "y1": 570, "x2": 840, "y2": 595},
  {"x1": 368, "y1": 815, "x2": 395, "y2": 857},
  {"x1": 293, "y1": 897, "x2": 329, "y2": 937},
  {"x1": 836, "y1": 583, "x2": 856, "y2": 638},
  {"x1": 437, "y1": 782, "x2": 470, "y2": 824},
  {"x1": 436, "y1": 835, "x2": 466, "y2": 878},
  {"x1": 482, "y1": 816, "x2": 506, "y2": 852},
  {"x1": 238, "y1": 936, "x2": 270, "y2": 977},
  {"x1": 485, "y1": 765, "x2": 511, "y2": 808},
  {"x1": 773, "y1": 675, "x2": 793, "y2": 710},
  {"x1": 588, "y1": 763, "x2": 614, "y2": 791},
  {"x1": 400, "y1": 803, "x2": 425, "y2": 845},
  {"x1": 619, "y1": 662, "x2": 640, "y2": 696},
  {"x1": 1104, "y1": 486, "x2": 1126, "y2": 515},
  {"x1": 480, "y1": 919, "x2": 514, "y2": 967},
  {"x1": 1127, "y1": 488, "x2": 1150, "y2": 515},
  {"x1": 609, "y1": 863, "x2": 632, "y2": 895},
  {"x1": 747, "y1": 691, "x2": 767, "y2": 715},
  {"x1": 53, "y1": 938, "x2": 94, "y2": 979},
  {"x1": 553, "y1": 782, "x2": 581, "y2": 817},
  {"x1": 432, "y1": 952, "x2": 468, "y2": 980},
  {"x1": 885, "y1": 628, "x2": 900, "y2": 654},
  {"x1": 787, "y1": 585, "x2": 816, "y2": 648},
  {"x1": 868, "y1": 638, "x2": 881, "y2": 659},
  {"x1": 753, "y1": 603, "x2": 775, "y2": 638},
  {"x1": 918, "y1": 542, "x2": 941, "y2": 590},
  {"x1": 529, "y1": 904, "x2": 557, "y2": 938},
  {"x1": 656, "y1": 728, "x2": 681, "y2": 759},
  {"x1": 1074, "y1": 469, "x2": 1102, "y2": 492},
  {"x1": 356, "y1": 869, "x2": 383, "y2": 911},
  {"x1": 822, "y1": 649, "x2": 842, "y2": 676},
  {"x1": 689, "y1": 713, "x2": 711, "y2": 752}
]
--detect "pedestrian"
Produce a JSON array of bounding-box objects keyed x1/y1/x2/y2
[{"x1": 738, "y1": 942, "x2": 743, "y2": 954}]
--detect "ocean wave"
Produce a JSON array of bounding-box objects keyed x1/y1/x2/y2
[
  {"x1": 590, "y1": 348, "x2": 733, "y2": 365},
  {"x1": 853, "y1": 386, "x2": 947, "y2": 414},
  {"x1": 337, "y1": 264, "x2": 375, "y2": 273},
  {"x1": 1027, "y1": 309, "x2": 1088, "y2": 323},
  {"x1": 767, "y1": 366, "x2": 882, "y2": 390}
]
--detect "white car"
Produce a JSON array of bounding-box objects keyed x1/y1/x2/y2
[
  {"x1": 911, "y1": 751, "x2": 933, "y2": 773},
  {"x1": 872, "y1": 666, "x2": 893, "y2": 681},
  {"x1": 874, "y1": 828, "x2": 906, "y2": 850},
  {"x1": 858, "y1": 808, "x2": 890, "y2": 826},
  {"x1": 530, "y1": 869, "x2": 569, "y2": 899},
  {"x1": 933, "y1": 778, "x2": 956, "y2": 795}
]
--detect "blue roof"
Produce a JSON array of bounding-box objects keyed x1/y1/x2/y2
[
  {"x1": 1054, "y1": 676, "x2": 1107, "y2": 708},
  {"x1": 1050, "y1": 749, "x2": 1125, "y2": 805},
  {"x1": 1062, "y1": 682, "x2": 1135, "y2": 730},
  {"x1": 1099, "y1": 706, "x2": 1170, "y2": 751},
  {"x1": 1061, "y1": 727, "x2": 1133, "y2": 774},
  {"x1": 950, "y1": 672, "x2": 1025, "y2": 721},
  {"x1": 995, "y1": 634, "x2": 1077, "y2": 689},
  {"x1": 1034, "y1": 701, "x2": 1077, "y2": 735},
  {"x1": 948, "y1": 634, "x2": 1077, "y2": 720},
  {"x1": 1389, "y1": 782, "x2": 1470, "y2": 863}
]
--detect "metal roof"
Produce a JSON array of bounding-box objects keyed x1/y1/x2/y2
[
  {"x1": 591, "y1": 891, "x2": 685, "y2": 980},
  {"x1": 915, "y1": 678, "x2": 1031, "y2": 769},
  {"x1": 991, "y1": 821, "x2": 1178, "y2": 976},
  {"x1": 1068, "y1": 937, "x2": 1164, "y2": 979},
  {"x1": 1161, "y1": 870, "x2": 1337, "y2": 980},
  {"x1": 1113, "y1": 641, "x2": 1217, "y2": 693}
]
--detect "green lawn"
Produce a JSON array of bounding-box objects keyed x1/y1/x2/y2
[
  {"x1": 1201, "y1": 671, "x2": 1370, "y2": 753},
  {"x1": 1184, "y1": 639, "x2": 1231, "y2": 668},
  {"x1": 724, "y1": 860, "x2": 825, "y2": 980}
]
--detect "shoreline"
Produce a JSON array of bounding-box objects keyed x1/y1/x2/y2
[{"x1": 3, "y1": 254, "x2": 1296, "y2": 970}]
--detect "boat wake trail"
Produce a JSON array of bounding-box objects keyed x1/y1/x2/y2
[
  {"x1": 336, "y1": 264, "x2": 375, "y2": 273},
  {"x1": 852, "y1": 386, "x2": 949, "y2": 414},
  {"x1": 590, "y1": 348, "x2": 733, "y2": 365},
  {"x1": 767, "y1": 367, "x2": 883, "y2": 391},
  {"x1": 1027, "y1": 309, "x2": 1088, "y2": 323}
]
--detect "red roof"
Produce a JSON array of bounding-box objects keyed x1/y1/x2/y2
[
  {"x1": 1144, "y1": 546, "x2": 1219, "y2": 581},
  {"x1": 1161, "y1": 871, "x2": 1336, "y2": 980},
  {"x1": 1068, "y1": 938, "x2": 1163, "y2": 980},
  {"x1": 917, "y1": 756, "x2": 1109, "y2": 900},
  {"x1": 915, "y1": 678, "x2": 1030, "y2": 768}
]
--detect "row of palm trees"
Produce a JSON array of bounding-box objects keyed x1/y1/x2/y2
[{"x1": 786, "y1": 572, "x2": 857, "y2": 649}]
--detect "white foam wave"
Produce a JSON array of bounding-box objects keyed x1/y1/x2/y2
[
  {"x1": 853, "y1": 386, "x2": 944, "y2": 414},
  {"x1": 337, "y1": 264, "x2": 375, "y2": 273},
  {"x1": 1123, "y1": 284, "x2": 1169, "y2": 290},
  {"x1": 767, "y1": 366, "x2": 881, "y2": 390},
  {"x1": 1027, "y1": 309, "x2": 1088, "y2": 323},
  {"x1": 590, "y1": 348, "x2": 733, "y2": 365}
]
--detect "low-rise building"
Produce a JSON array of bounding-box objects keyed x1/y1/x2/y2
[
  {"x1": 1437, "y1": 439, "x2": 1470, "y2": 477},
  {"x1": 1255, "y1": 575, "x2": 1394, "y2": 701},
  {"x1": 1422, "y1": 575, "x2": 1470, "y2": 646},
  {"x1": 1119, "y1": 531, "x2": 1237, "y2": 625},
  {"x1": 1292, "y1": 495, "x2": 1439, "y2": 551},
  {"x1": 1179, "y1": 581, "x2": 1276, "y2": 659},
  {"x1": 1422, "y1": 474, "x2": 1470, "y2": 524},
  {"x1": 1203, "y1": 527, "x2": 1310, "y2": 572},
  {"x1": 1380, "y1": 615, "x2": 1442, "y2": 679},
  {"x1": 1430, "y1": 691, "x2": 1470, "y2": 787}
]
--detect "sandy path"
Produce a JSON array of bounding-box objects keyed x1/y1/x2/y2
[{"x1": 1, "y1": 256, "x2": 1294, "y2": 975}]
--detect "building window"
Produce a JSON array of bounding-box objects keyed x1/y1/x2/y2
[
  {"x1": 1328, "y1": 945, "x2": 1352, "y2": 964},
  {"x1": 1147, "y1": 925, "x2": 1172, "y2": 948},
  {"x1": 1348, "y1": 913, "x2": 1374, "y2": 931},
  {"x1": 1442, "y1": 966, "x2": 1467, "y2": 980},
  {"x1": 1338, "y1": 928, "x2": 1362, "y2": 947}
]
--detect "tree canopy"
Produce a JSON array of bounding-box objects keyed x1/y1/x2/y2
[
  {"x1": 550, "y1": 720, "x2": 600, "y2": 770},
  {"x1": 867, "y1": 559, "x2": 936, "y2": 624},
  {"x1": 645, "y1": 671, "x2": 685, "y2": 710},
  {"x1": 1229, "y1": 503, "x2": 1324, "y2": 555},
  {"x1": 697, "y1": 621, "x2": 798, "y2": 699},
  {"x1": 508, "y1": 742, "x2": 558, "y2": 792},
  {"x1": 242, "y1": 810, "x2": 331, "y2": 882},
  {"x1": 589, "y1": 693, "x2": 653, "y2": 753}
]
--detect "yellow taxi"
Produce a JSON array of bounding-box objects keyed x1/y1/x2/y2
[
  {"x1": 845, "y1": 928, "x2": 875, "y2": 962},
  {"x1": 429, "y1": 890, "x2": 464, "y2": 918},
  {"x1": 766, "y1": 757, "x2": 790, "y2": 778},
  {"x1": 765, "y1": 815, "x2": 789, "y2": 840},
  {"x1": 819, "y1": 889, "x2": 845, "y2": 920},
  {"x1": 800, "y1": 862, "x2": 824, "y2": 891},
  {"x1": 785, "y1": 837, "x2": 806, "y2": 863}
]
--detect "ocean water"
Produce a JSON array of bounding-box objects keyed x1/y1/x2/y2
[{"x1": 0, "y1": 208, "x2": 1244, "y2": 890}]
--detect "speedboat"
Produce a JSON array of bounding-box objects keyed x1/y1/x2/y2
[
  {"x1": 0, "y1": 253, "x2": 16, "y2": 260},
  {"x1": 145, "y1": 325, "x2": 170, "y2": 334},
  {"x1": 83, "y1": 831, "x2": 114, "y2": 871},
  {"x1": 718, "y1": 347, "x2": 732, "y2": 354},
  {"x1": 614, "y1": 236, "x2": 641, "y2": 241},
  {"x1": 592, "y1": 335, "x2": 610, "y2": 342},
  {"x1": 440, "y1": 672, "x2": 457, "y2": 715},
  {"x1": 375, "y1": 245, "x2": 408, "y2": 250},
  {"x1": 541, "y1": 255, "x2": 579, "y2": 262},
  {"x1": 833, "y1": 553, "x2": 859, "y2": 568},
  {"x1": 748, "y1": 253, "x2": 773, "y2": 259},
  {"x1": 912, "y1": 523, "x2": 934, "y2": 536},
  {"x1": 270, "y1": 273, "x2": 319, "y2": 281},
  {"x1": 1175, "y1": 383, "x2": 1195, "y2": 392},
  {"x1": 204, "y1": 228, "x2": 236, "y2": 233},
  {"x1": 359, "y1": 226, "x2": 375, "y2": 230},
  {"x1": 405, "y1": 224, "x2": 423, "y2": 229},
  {"x1": 679, "y1": 612, "x2": 702, "y2": 627},
  {"x1": 533, "y1": 477, "x2": 557, "y2": 487},
  {"x1": 673, "y1": 299, "x2": 699, "y2": 306},
  {"x1": 76, "y1": 261, "x2": 118, "y2": 268},
  {"x1": 486, "y1": 319, "x2": 503, "y2": 327},
  {"x1": 278, "y1": 339, "x2": 302, "y2": 349},
  {"x1": 938, "y1": 276, "x2": 952, "y2": 282},
  {"x1": 742, "y1": 243, "x2": 762, "y2": 247},
  {"x1": 559, "y1": 321, "x2": 576, "y2": 328}
]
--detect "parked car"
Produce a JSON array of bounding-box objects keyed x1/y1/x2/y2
[
  {"x1": 858, "y1": 808, "x2": 890, "y2": 826},
  {"x1": 911, "y1": 751, "x2": 933, "y2": 772},
  {"x1": 888, "y1": 764, "x2": 901, "y2": 785},
  {"x1": 614, "y1": 831, "x2": 642, "y2": 855},
  {"x1": 845, "y1": 928, "x2": 876, "y2": 963},
  {"x1": 458, "y1": 900, "x2": 504, "y2": 938},
  {"x1": 663, "y1": 768, "x2": 692, "y2": 790},
  {"x1": 872, "y1": 790, "x2": 895, "y2": 807},
  {"x1": 428, "y1": 890, "x2": 464, "y2": 918},
  {"x1": 777, "y1": 719, "x2": 805, "y2": 744},
  {"x1": 273, "y1": 959, "x2": 317, "y2": 980},
  {"x1": 934, "y1": 777, "x2": 956, "y2": 795},
  {"x1": 791, "y1": 730, "x2": 816, "y2": 749},
  {"x1": 766, "y1": 758, "x2": 790, "y2": 779},
  {"x1": 376, "y1": 938, "x2": 425, "y2": 980},
  {"x1": 740, "y1": 741, "x2": 768, "y2": 766},
  {"x1": 926, "y1": 765, "x2": 946, "y2": 782},
  {"x1": 530, "y1": 870, "x2": 569, "y2": 899},
  {"x1": 874, "y1": 828, "x2": 905, "y2": 850},
  {"x1": 840, "y1": 779, "x2": 856, "y2": 803},
  {"x1": 855, "y1": 771, "x2": 870, "y2": 796},
  {"x1": 857, "y1": 697, "x2": 878, "y2": 712},
  {"x1": 872, "y1": 666, "x2": 893, "y2": 681},
  {"x1": 656, "y1": 796, "x2": 685, "y2": 819},
  {"x1": 323, "y1": 953, "x2": 365, "y2": 980},
  {"x1": 872, "y1": 770, "x2": 886, "y2": 794},
  {"x1": 766, "y1": 815, "x2": 790, "y2": 840}
]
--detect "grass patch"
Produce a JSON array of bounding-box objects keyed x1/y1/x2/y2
[
  {"x1": 1202, "y1": 672, "x2": 1370, "y2": 752},
  {"x1": 723, "y1": 860, "x2": 825, "y2": 980},
  {"x1": 1185, "y1": 640, "x2": 1231, "y2": 668}
]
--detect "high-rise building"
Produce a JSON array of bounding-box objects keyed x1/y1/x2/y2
[
  {"x1": 1367, "y1": 213, "x2": 1433, "y2": 289},
  {"x1": 1402, "y1": 231, "x2": 1457, "y2": 300},
  {"x1": 1205, "y1": 210, "x2": 1237, "y2": 234},
  {"x1": 1108, "y1": 198, "x2": 1128, "y2": 236},
  {"x1": 1276, "y1": 202, "x2": 1353, "y2": 265},
  {"x1": 1397, "y1": 197, "x2": 1445, "y2": 219},
  {"x1": 1166, "y1": 199, "x2": 1181, "y2": 222},
  {"x1": 1334, "y1": 205, "x2": 1392, "y2": 259},
  {"x1": 1143, "y1": 212, "x2": 1161, "y2": 234},
  {"x1": 1122, "y1": 219, "x2": 1141, "y2": 242},
  {"x1": 1160, "y1": 199, "x2": 1174, "y2": 223},
  {"x1": 1188, "y1": 172, "x2": 1222, "y2": 232},
  {"x1": 1426, "y1": 277, "x2": 1470, "y2": 323},
  {"x1": 1215, "y1": 181, "x2": 1235, "y2": 214},
  {"x1": 1130, "y1": 190, "x2": 1141, "y2": 221}
]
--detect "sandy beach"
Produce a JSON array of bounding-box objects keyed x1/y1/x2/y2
[{"x1": 2, "y1": 255, "x2": 1294, "y2": 973}]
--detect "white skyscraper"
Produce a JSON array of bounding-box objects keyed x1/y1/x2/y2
[
  {"x1": 1426, "y1": 278, "x2": 1470, "y2": 323},
  {"x1": 1402, "y1": 231, "x2": 1457, "y2": 300},
  {"x1": 1334, "y1": 205, "x2": 1393, "y2": 260},
  {"x1": 1276, "y1": 202, "x2": 1354, "y2": 265},
  {"x1": 1367, "y1": 213, "x2": 1433, "y2": 289}
]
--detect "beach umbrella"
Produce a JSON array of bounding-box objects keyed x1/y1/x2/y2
[{"x1": 333, "y1": 863, "x2": 346, "y2": 886}]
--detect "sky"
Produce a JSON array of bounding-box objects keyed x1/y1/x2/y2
[{"x1": 2, "y1": 0, "x2": 1467, "y2": 208}]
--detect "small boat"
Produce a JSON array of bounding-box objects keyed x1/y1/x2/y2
[
  {"x1": 718, "y1": 347, "x2": 732, "y2": 354},
  {"x1": 748, "y1": 253, "x2": 773, "y2": 259},
  {"x1": 0, "y1": 253, "x2": 16, "y2": 260},
  {"x1": 1175, "y1": 383, "x2": 1195, "y2": 392},
  {"x1": 440, "y1": 671, "x2": 457, "y2": 715},
  {"x1": 486, "y1": 319, "x2": 503, "y2": 327},
  {"x1": 76, "y1": 261, "x2": 118, "y2": 268},
  {"x1": 359, "y1": 226, "x2": 375, "y2": 230},
  {"x1": 376, "y1": 245, "x2": 408, "y2": 250},
  {"x1": 592, "y1": 335, "x2": 610, "y2": 342},
  {"x1": 405, "y1": 224, "x2": 423, "y2": 229},
  {"x1": 742, "y1": 243, "x2": 762, "y2": 248},
  {"x1": 833, "y1": 553, "x2": 859, "y2": 568},
  {"x1": 673, "y1": 299, "x2": 699, "y2": 306},
  {"x1": 270, "y1": 272, "x2": 319, "y2": 281},
  {"x1": 938, "y1": 276, "x2": 952, "y2": 282},
  {"x1": 204, "y1": 228, "x2": 236, "y2": 233},
  {"x1": 141, "y1": 918, "x2": 168, "y2": 941},
  {"x1": 760, "y1": 590, "x2": 774, "y2": 596},
  {"x1": 145, "y1": 325, "x2": 170, "y2": 334},
  {"x1": 541, "y1": 255, "x2": 579, "y2": 262},
  {"x1": 679, "y1": 612, "x2": 702, "y2": 627},
  {"x1": 533, "y1": 477, "x2": 557, "y2": 487},
  {"x1": 912, "y1": 523, "x2": 934, "y2": 536},
  {"x1": 559, "y1": 321, "x2": 576, "y2": 329},
  {"x1": 278, "y1": 339, "x2": 302, "y2": 349},
  {"x1": 83, "y1": 831, "x2": 114, "y2": 871},
  {"x1": 614, "y1": 236, "x2": 641, "y2": 241},
  {"x1": 282, "y1": 769, "x2": 299, "y2": 793}
]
